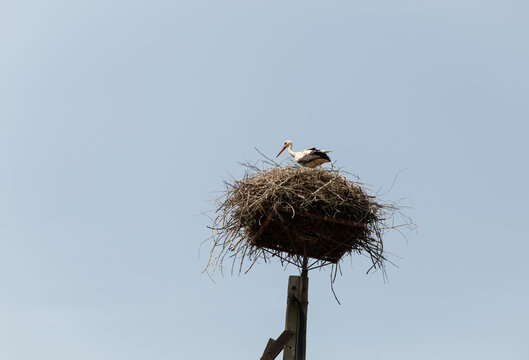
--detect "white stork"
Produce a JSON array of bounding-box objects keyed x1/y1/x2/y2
[{"x1": 276, "y1": 140, "x2": 331, "y2": 168}]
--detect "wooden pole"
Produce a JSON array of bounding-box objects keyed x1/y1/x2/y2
[
  {"x1": 299, "y1": 244, "x2": 309, "y2": 360},
  {"x1": 283, "y1": 276, "x2": 301, "y2": 360},
  {"x1": 283, "y1": 244, "x2": 309, "y2": 360}
]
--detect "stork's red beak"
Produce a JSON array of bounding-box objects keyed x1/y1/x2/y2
[{"x1": 276, "y1": 145, "x2": 286, "y2": 157}]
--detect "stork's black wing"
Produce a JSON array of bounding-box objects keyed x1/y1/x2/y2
[{"x1": 297, "y1": 150, "x2": 331, "y2": 165}]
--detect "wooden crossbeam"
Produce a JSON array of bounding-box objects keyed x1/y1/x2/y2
[{"x1": 260, "y1": 330, "x2": 294, "y2": 360}]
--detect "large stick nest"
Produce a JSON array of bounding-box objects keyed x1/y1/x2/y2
[{"x1": 207, "y1": 164, "x2": 411, "y2": 277}]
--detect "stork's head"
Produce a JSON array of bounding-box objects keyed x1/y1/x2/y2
[{"x1": 276, "y1": 140, "x2": 293, "y2": 157}]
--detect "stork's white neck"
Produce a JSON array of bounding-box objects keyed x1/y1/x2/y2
[{"x1": 287, "y1": 143, "x2": 296, "y2": 157}]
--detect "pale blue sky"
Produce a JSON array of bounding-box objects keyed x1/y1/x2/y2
[{"x1": 1, "y1": 1, "x2": 528, "y2": 359}]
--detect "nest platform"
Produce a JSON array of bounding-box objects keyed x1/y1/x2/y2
[{"x1": 208, "y1": 165, "x2": 401, "y2": 273}]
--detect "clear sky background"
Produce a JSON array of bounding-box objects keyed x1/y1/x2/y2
[{"x1": 1, "y1": 1, "x2": 528, "y2": 359}]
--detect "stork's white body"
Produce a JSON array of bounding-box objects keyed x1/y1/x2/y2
[{"x1": 276, "y1": 140, "x2": 331, "y2": 168}]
